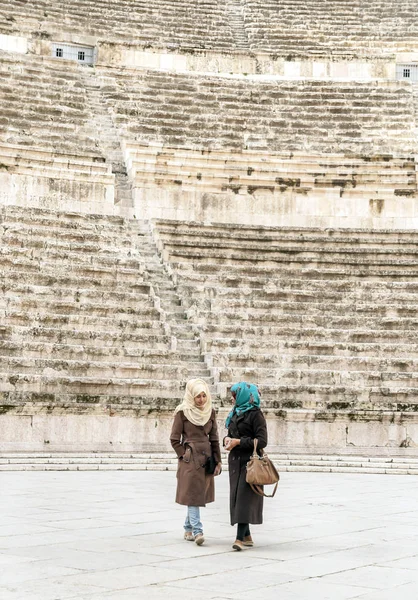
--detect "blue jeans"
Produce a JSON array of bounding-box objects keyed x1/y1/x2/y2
[{"x1": 184, "y1": 506, "x2": 203, "y2": 536}]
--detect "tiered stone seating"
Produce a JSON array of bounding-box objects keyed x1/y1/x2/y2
[
  {"x1": 153, "y1": 220, "x2": 418, "y2": 414},
  {"x1": 3, "y1": 0, "x2": 416, "y2": 58},
  {"x1": 100, "y1": 68, "x2": 416, "y2": 155},
  {"x1": 0, "y1": 206, "x2": 211, "y2": 417},
  {"x1": 0, "y1": 51, "x2": 100, "y2": 155},
  {"x1": 0, "y1": 0, "x2": 235, "y2": 50},
  {"x1": 123, "y1": 143, "x2": 417, "y2": 227},
  {"x1": 0, "y1": 52, "x2": 120, "y2": 213},
  {"x1": 243, "y1": 0, "x2": 418, "y2": 55}
]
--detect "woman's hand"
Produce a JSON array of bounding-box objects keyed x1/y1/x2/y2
[
  {"x1": 214, "y1": 463, "x2": 222, "y2": 476},
  {"x1": 224, "y1": 437, "x2": 240, "y2": 451}
]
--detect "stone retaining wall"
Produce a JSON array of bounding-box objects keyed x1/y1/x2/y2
[{"x1": 1, "y1": 410, "x2": 417, "y2": 454}]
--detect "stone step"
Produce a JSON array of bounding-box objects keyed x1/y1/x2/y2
[
  {"x1": 0, "y1": 325, "x2": 171, "y2": 348},
  {"x1": 1, "y1": 224, "x2": 142, "y2": 245},
  {"x1": 0, "y1": 388, "x2": 216, "y2": 411},
  {"x1": 1, "y1": 297, "x2": 156, "y2": 317},
  {"x1": 1, "y1": 310, "x2": 163, "y2": 330},
  {"x1": 0, "y1": 257, "x2": 144, "y2": 279},
  {"x1": 0, "y1": 374, "x2": 191, "y2": 396},
  {"x1": 208, "y1": 300, "x2": 418, "y2": 317},
  {"x1": 169, "y1": 326, "x2": 197, "y2": 339},
  {"x1": 179, "y1": 276, "x2": 418, "y2": 293},
  {"x1": 208, "y1": 339, "x2": 418, "y2": 359},
  {"x1": 2, "y1": 284, "x2": 153, "y2": 305},
  {"x1": 211, "y1": 352, "x2": 418, "y2": 372},
  {"x1": 202, "y1": 324, "x2": 418, "y2": 344},
  {"x1": 174, "y1": 263, "x2": 418, "y2": 282},
  {"x1": 0, "y1": 340, "x2": 204, "y2": 364},
  {"x1": 0, "y1": 453, "x2": 417, "y2": 474},
  {"x1": 0, "y1": 357, "x2": 210, "y2": 379},
  {"x1": 1, "y1": 207, "x2": 145, "y2": 233},
  {"x1": 1, "y1": 270, "x2": 151, "y2": 292},
  {"x1": 218, "y1": 383, "x2": 418, "y2": 407},
  {"x1": 217, "y1": 366, "x2": 418, "y2": 387},
  {"x1": 155, "y1": 221, "x2": 418, "y2": 245},
  {"x1": 164, "y1": 241, "x2": 418, "y2": 261},
  {"x1": 206, "y1": 287, "x2": 418, "y2": 306},
  {"x1": 168, "y1": 248, "x2": 418, "y2": 269},
  {"x1": 202, "y1": 311, "x2": 418, "y2": 330},
  {"x1": 1, "y1": 245, "x2": 144, "y2": 267}
]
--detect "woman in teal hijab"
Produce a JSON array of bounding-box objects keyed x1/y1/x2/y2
[
  {"x1": 224, "y1": 381, "x2": 267, "y2": 551},
  {"x1": 225, "y1": 382, "x2": 261, "y2": 428}
]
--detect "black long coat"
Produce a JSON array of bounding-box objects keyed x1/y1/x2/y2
[{"x1": 226, "y1": 408, "x2": 268, "y2": 525}]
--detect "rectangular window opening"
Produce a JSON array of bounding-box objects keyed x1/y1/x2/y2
[
  {"x1": 396, "y1": 64, "x2": 418, "y2": 82},
  {"x1": 52, "y1": 43, "x2": 95, "y2": 65}
]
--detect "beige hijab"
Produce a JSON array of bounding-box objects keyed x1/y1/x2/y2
[{"x1": 175, "y1": 378, "x2": 212, "y2": 426}]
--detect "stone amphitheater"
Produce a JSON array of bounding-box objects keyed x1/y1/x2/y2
[{"x1": 1, "y1": 0, "x2": 418, "y2": 474}]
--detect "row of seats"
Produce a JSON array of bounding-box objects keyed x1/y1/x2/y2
[
  {"x1": 153, "y1": 220, "x2": 418, "y2": 412},
  {"x1": 99, "y1": 67, "x2": 416, "y2": 155},
  {"x1": 1, "y1": 0, "x2": 417, "y2": 55},
  {"x1": 0, "y1": 0, "x2": 235, "y2": 50},
  {"x1": 0, "y1": 51, "x2": 100, "y2": 156},
  {"x1": 243, "y1": 0, "x2": 418, "y2": 54},
  {"x1": 2, "y1": 52, "x2": 415, "y2": 162}
]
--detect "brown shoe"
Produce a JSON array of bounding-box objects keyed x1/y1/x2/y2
[
  {"x1": 243, "y1": 535, "x2": 254, "y2": 547},
  {"x1": 195, "y1": 533, "x2": 205, "y2": 545},
  {"x1": 232, "y1": 539, "x2": 245, "y2": 551},
  {"x1": 184, "y1": 531, "x2": 195, "y2": 541}
]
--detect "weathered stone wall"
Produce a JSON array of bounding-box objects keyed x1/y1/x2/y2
[
  {"x1": 0, "y1": 144, "x2": 115, "y2": 214},
  {"x1": 1, "y1": 411, "x2": 417, "y2": 454},
  {"x1": 95, "y1": 43, "x2": 396, "y2": 79},
  {"x1": 125, "y1": 144, "x2": 418, "y2": 229}
]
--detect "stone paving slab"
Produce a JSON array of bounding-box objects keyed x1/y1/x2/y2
[{"x1": 0, "y1": 471, "x2": 417, "y2": 599}]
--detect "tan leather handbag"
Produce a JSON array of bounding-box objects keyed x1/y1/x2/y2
[{"x1": 246, "y1": 438, "x2": 280, "y2": 497}]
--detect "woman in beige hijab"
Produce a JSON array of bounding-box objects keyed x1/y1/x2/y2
[{"x1": 170, "y1": 378, "x2": 222, "y2": 545}]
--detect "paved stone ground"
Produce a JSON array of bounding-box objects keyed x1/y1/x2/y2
[{"x1": 0, "y1": 470, "x2": 417, "y2": 599}]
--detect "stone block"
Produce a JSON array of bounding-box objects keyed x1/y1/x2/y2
[{"x1": 0, "y1": 34, "x2": 27, "y2": 54}]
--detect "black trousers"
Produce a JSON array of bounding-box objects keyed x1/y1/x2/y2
[{"x1": 236, "y1": 523, "x2": 251, "y2": 541}]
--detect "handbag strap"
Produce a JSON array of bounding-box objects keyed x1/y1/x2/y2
[
  {"x1": 250, "y1": 482, "x2": 278, "y2": 498},
  {"x1": 252, "y1": 438, "x2": 258, "y2": 457}
]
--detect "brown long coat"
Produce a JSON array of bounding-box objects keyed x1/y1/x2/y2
[
  {"x1": 170, "y1": 409, "x2": 221, "y2": 507},
  {"x1": 227, "y1": 408, "x2": 268, "y2": 525}
]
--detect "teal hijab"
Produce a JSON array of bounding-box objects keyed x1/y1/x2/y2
[{"x1": 225, "y1": 381, "x2": 261, "y2": 428}]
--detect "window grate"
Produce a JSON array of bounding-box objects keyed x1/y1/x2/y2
[
  {"x1": 52, "y1": 43, "x2": 95, "y2": 65},
  {"x1": 396, "y1": 64, "x2": 418, "y2": 82}
]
